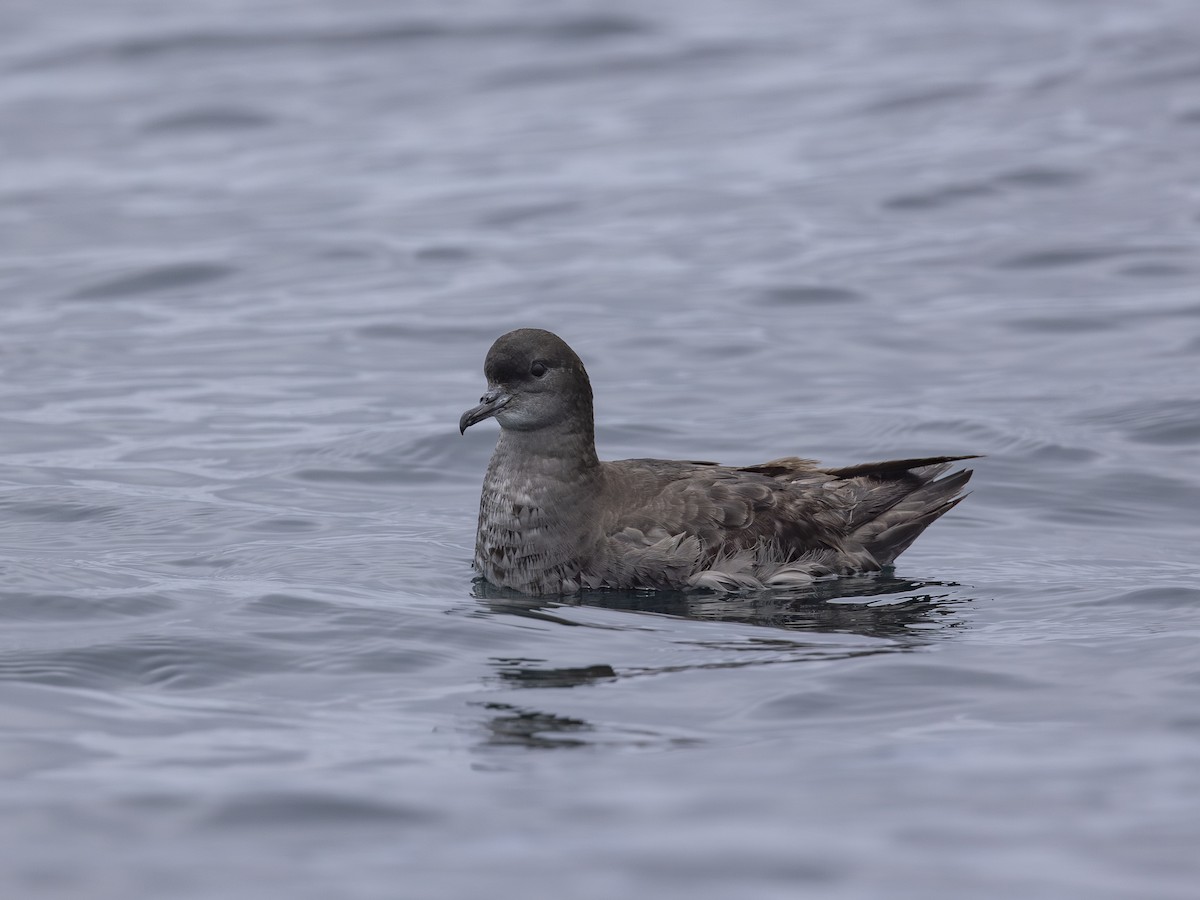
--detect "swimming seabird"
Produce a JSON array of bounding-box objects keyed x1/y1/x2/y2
[{"x1": 460, "y1": 328, "x2": 975, "y2": 595}]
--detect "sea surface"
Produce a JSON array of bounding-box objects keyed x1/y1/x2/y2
[{"x1": 2, "y1": 1, "x2": 1199, "y2": 897}]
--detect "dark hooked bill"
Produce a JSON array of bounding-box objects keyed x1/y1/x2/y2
[{"x1": 459, "y1": 389, "x2": 511, "y2": 434}]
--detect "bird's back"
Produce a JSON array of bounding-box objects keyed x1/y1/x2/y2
[{"x1": 586, "y1": 455, "x2": 975, "y2": 591}]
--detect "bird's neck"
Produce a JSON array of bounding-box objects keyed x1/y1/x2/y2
[{"x1": 492, "y1": 419, "x2": 600, "y2": 478}]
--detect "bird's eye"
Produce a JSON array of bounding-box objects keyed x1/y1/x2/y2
[{"x1": 530, "y1": 361, "x2": 548, "y2": 378}]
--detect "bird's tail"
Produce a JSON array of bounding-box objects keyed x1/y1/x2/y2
[{"x1": 831, "y1": 456, "x2": 977, "y2": 566}]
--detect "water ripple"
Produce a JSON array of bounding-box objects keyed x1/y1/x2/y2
[
  {"x1": 14, "y1": 15, "x2": 653, "y2": 70},
  {"x1": 1080, "y1": 398, "x2": 1200, "y2": 447},
  {"x1": 65, "y1": 263, "x2": 235, "y2": 301},
  {"x1": 0, "y1": 635, "x2": 291, "y2": 690},
  {"x1": 200, "y1": 791, "x2": 436, "y2": 829}
]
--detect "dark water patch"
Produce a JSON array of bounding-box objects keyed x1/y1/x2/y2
[
  {"x1": 1042, "y1": 469, "x2": 1200, "y2": 529},
  {"x1": 883, "y1": 182, "x2": 997, "y2": 211},
  {"x1": 541, "y1": 14, "x2": 652, "y2": 41},
  {"x1": 862, "y1": 82, "x2": 984, "y2": 113},
  {"x1": 240, "y1": 593, "x2": 345, "y2": 618},
  {"x1": 1116, "y1": 262, "x2": 1191, "y2": 278},
  {"x1": 687, "y1": 340, "x2": 763, "y2": 361},
  {"x1": 320, "y1": 644, "x2": 450, "y2": 676},
  {"x1": 320, "y1": 607, "x2": 431, "y2": 633},
  {"x1": 415, "y1": 245, "x2": 473, "y2": 262},
  {"x1": 67, "y1": 404, "x2": 148, "y2": 417},
  {"x1": 0, "y1": 635, "x2": 292, "y2": 690},
  {"x1": 0, "y1": 736, "x2": 107, "y2": 778},
  {"x1": 481, "y1": 201, "x2": 577, "y2": 228},
  {"x1": 1022, "y1": 442, "x2": 1101, "y2": 465},
  {"x1": 0, "y1": 557, "x2": 153, "y2": 597},
  {"x1": 888, "y1": 166, "x2": 1090, "y2": 211},
  {"x1": 1127, "y1": 419, "x2": 1200, "y2": 447},
  {"x1": 754, "y1": 285, "x2": 866, "y2": 306},
  {"x1": 80, "y1": 467, "x2": 215, "y2": 488},
  {"x1": 293, "y1": 466, "x2": 417, "y2": 485},
  {"x1": 1081, "y1": 399, "x2": 1200, "y2": 446},
  {"x1": 234, "y1": 601, "x2": 478, "y2": 664},
  {"x1": 1133, "y1": 301, "x2": 1200, "y2": 320},
  {"x1": 0, "y1": 395, "x2": 41, "y2": 415},
  {"x1": 66, "y1": 263, "x2": 234, "y2": 301},
  {"x1": 490, "y1": 42, "x2": 751, "y2": 87},
  {"x1": 1038, "y1": 502, "x2": 1117, "y2": 526},
  {"x1": 753, "y1": 688, "x2": 851, "y2": 718},
  {"x1": 315, "y1": 244, "x2": 379, "y2": 262},
  {"x1": 1177, "y1": 108, "x2": 1200, "y2": 124},
  {"x1": 295, "y1": 431, "x2": 480, "y2": 486},
  {"x1": 118, "y1": 446, "x2": 220, "y2": 464},
  {"x1": 245, "y1": 517, "x2": 322, "y2": 533},
  {"x1": 165, "y1": 554, "x2": 241, "y2": 570},
  {"x1": 141, "y1": 107, "x2": 275, "y2": 134},
  {"x1": 28, "y1": 24, "x2": 452, "y2": 66},
  {"x1": 0, "y1": 421, "x2": 111, "y2": 454},
  {"x1": 355, "y1": 321, "x2": 498, "y2": 341},
  {"x1": 17, "y1": 16, "x2": 651, "y2": 71},
  {"x1": 149, "y1": 748, "x2": 308, "y2": 770},
  {"x1": 842, "y1": 660, "x2": 1044, "y2": 692},
  {"x1": 238, "y1": 623, "x2": 450, "y2": 673},
  {"x1": 172, "y1": 390, "x2": 295, "y2": 409},
  {"x1": 760, "y1": 661, "x2": 1044, "y2": 721},
  {"x1": 0, "y1": 498, "x2": 120, "y2": 523},
  {"x1": 1097, "y1": 587, "x2": 1200, "y2": 608},
  {"x1": 201, "y1": 791, "x2": 434, "y2": 830},
  {"x1": 1118, "y1": 60, "x2": 1200, "y2": 88},
  {"x1": 991, "y1": 167, "x2": 1087, "y2": 189},
  {"x1": 1004, "y1": 314, "x2": 1117, "y2": 335},
  {"x1": 996, "y1": 246, "x2": 1136, "y2": 270},
  {"x1": 0, "y1": 591, "x2": 178, "y2": 623}
]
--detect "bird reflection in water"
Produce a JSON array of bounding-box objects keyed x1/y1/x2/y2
[
  {"x1": 469, "y1": 575, "x2": 974, "y2": 750},
  {"x1": 473, "y1": 573, "x2": 971, "y2": 640}
]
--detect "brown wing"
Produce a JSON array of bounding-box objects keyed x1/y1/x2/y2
[
  {"x1": 601, "y1": 454, "x2": 976, "y2": 568},
  {"x1": 601, "y1": 458, "x2": 840, "y2": 558}
]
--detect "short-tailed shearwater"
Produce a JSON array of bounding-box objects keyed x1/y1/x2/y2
[{"x1": 460, "y1": 328, "x2": 975, "y2": 595}]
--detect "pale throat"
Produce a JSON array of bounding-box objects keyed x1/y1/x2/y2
[
  {"x1": 485, "y1": 425, "x2": 603, "y2": 523},
  {"x1": 492, "y1": 418, "x2": 599, "y2": 472}
]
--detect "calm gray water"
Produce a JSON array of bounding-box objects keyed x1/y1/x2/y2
[{"x1": 3, "y1": 0, "x2": 1200, "y2": 897}]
